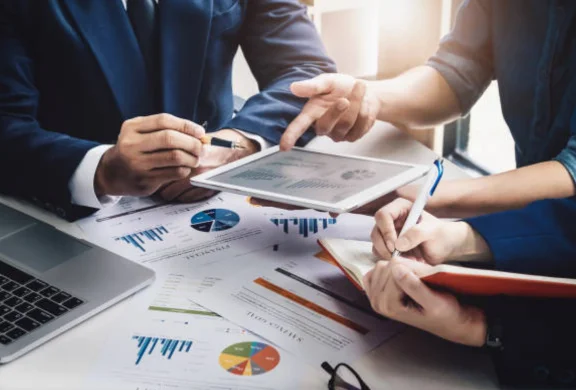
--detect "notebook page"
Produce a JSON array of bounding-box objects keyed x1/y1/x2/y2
[{"x1": 324, "y1": 239, "x2": 380, "y2": 277}]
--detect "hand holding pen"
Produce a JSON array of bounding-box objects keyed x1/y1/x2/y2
[
  {"x1": 156, "y1": 124, "x2": 256, "y2": 204},
  {"x1": 200, "y1": 121, "x2": 246, "y2": 150},
  {"x1": 391, "y1": 158, "x2": 444, "y2": 258}
]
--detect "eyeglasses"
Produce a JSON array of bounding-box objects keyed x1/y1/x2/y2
[{"x1": 322, "y1": 361, "x2": 371, "y2": 390}]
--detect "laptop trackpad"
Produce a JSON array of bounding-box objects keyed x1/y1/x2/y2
[
  {"x1": 0, "y1": 224, "x2": 90, "y2": 273},
  {"x1": 0, "y1": 203, "x2": 36, "y2": 239}
]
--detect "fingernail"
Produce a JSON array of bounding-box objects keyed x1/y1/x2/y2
[
  {"x1": 396, "y1": 237, "x2": 409, "y2": 250},
  {"x1": 386, "y1": 240, "x2": 395, "y2": 253}
]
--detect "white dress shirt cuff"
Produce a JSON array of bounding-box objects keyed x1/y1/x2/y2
[
  {"x1": 69, "y1": 144, "x2": 121, "y2": 209},
  {"x1": 233, "y1": 129, "x2": 272, "y2": 150}
]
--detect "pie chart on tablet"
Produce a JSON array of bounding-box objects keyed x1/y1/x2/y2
[
  {"x1": 219, "y1": 342, "x2": 280, "y2": 376},
  {"x1": 190, "y1": 209, "x2": 240, "y2": 233}
]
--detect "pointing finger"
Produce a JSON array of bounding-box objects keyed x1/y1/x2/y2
[{"x1": 280, "y1": 97, "x2": 332, "y2": 150}]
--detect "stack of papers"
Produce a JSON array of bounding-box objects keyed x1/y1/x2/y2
[{"x1": 77, "y1": 194, "x2": 401, "y2": 389}]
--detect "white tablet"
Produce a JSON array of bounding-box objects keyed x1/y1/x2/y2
[{"x1": 191, "y1": 146, "x2": 429, "y2": 213}]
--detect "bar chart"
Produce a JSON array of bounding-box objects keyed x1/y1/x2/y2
[
  {"x1": 132, "y1": 335, "x2": 193, "y2": 365},
  {"x1": 270, "y1": 217, "x2": 337, "y2": 238},
  {"x1": 115, "y1": 226, "x2": 169, "y2": 252}
]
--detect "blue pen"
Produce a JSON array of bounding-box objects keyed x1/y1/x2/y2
[{"x1": 391, "y1": 158, "x2": 444, "y2": 258}]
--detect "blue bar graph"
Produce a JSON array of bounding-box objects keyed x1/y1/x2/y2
[
  {"x1": 115, "y1": 226, "x2": 169, "y2": 252},
  {"x1": 132, "y1": 335, "x2": 193, "y2": 365},
  {"x1": 270, "y1": 217, "x2": 337, "y2": 238}
]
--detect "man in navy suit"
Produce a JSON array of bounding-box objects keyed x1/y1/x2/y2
[
  {"x1": 0, "y1": 0, "x2": 336, "y2": 220},
  {"x1": 367, "y1": 197, "x2": 576, "y2": 388}
]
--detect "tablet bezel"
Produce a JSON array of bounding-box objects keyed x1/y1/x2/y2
[{"x1": 191, "y1": 146, "x2": 429, "y2": 213}]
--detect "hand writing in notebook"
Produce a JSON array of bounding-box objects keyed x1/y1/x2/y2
[
  {"x1": 362, "y1": 257, "x2": 487, "y2": 347},
  {"x1": 371, "y1": 199, "x2": 491, "y2": 264}
]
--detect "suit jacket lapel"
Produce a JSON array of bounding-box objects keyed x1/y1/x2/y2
[
  {"x1": 159, "y1": 0, "x2": 213, "y2": 121},
  {"x1": 62, "y1": 0, "x2": 155, "y2": 120}
]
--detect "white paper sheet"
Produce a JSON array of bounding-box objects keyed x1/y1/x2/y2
[
  {"x1": 190, "y1": 240, "x2": 404, "y2": 367},
  {"x1": 77, "y1": 194, "x2": 276, "y2": 270},
  {"x1": 85, "y1": 272, "x2": 322, "y2": 390}
]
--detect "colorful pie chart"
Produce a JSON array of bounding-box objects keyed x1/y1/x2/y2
[
  {"x1": 190, "y1": 209, "x2": 240, "y2": 233},
  {"x1": 219, "y1": 342, "x2": 280, "y2": 376}
]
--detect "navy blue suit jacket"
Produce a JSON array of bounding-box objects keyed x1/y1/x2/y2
[
  {"x1": 0, "y1": 0, "x2": 335, "y2": 220},
  {"x1": 466, "y1": 198, "x2": 576, "y2": 388}
]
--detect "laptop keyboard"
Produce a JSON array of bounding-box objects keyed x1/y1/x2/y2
[{"x1": 0, "y1": 260, "x2": 84, "y2": 346}]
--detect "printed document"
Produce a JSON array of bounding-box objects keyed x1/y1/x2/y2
[
  {"x1": 191, "y1": 240, "x2": 403, "y2": 366},
  {"x1": 77, "y1": 194, "x2": 275, "y2": 269},
  {"x1": 86, "y1": 271, "x2": 322, "y2": 390}
]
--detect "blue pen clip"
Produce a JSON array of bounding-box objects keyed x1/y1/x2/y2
[{"x1": 428, "y1": 158, "x2": 444, "y2": 196}]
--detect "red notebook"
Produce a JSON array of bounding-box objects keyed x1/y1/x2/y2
[{"x1": 318, "y1": 238, "x2": 576, "y2": 298}]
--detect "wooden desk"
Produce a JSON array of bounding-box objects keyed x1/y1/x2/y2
[{"x1": 0, "y1": 122, "x2": 499, "y2": 389}]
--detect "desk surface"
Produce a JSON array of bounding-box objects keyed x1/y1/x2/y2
[{"x1": 0, "y1": 122, "x2": 498, "y2": 390}]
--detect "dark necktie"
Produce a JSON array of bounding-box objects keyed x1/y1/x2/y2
[{"x1": 127, "y1": 0, "x2": 160, "y2": 108}]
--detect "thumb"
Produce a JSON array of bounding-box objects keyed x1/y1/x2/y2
[
  {"x1": 391, "y1": 263, "x2": 434, "y2": 308},
  {"x1": 291, "y1": 74, "x2": 355, "y2": 100},
  {"x1": 395, "y1": 223, "x2": 435, "y2": 252},
  {"x1": 291, "y1": 74, "x2": 335, "y2": 98}
]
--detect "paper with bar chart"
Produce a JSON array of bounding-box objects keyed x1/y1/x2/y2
[
  {"x1": 86, "y1": 272, "x2": 317, "y2": 390},
  {"x1": 132, "y1": 334, "x2": 193, "y2": 365},
  {"x1": 192, "y1": 240, "x2": 403, "y2": 366},
  {"x1": 263, "y1": 209, "x2": 374, "y2": 241},
  {"x1": 76, "y1": 193, "x2": 275, "y2": 270}
]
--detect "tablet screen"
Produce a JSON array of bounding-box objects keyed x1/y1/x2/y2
[{"x1": 208, "y1": 149, "x2": 411, "y2": 203}]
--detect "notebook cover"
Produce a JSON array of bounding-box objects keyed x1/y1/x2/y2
[
  {"x1": 423, "y1": 272, "x2": 576, "y2": 298},
  {"x1": 319, "y1": 240, "x2": 576, "y2": 298}
]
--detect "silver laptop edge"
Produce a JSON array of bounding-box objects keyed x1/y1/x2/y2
[{"x1": 0, "y1": 203, "x2": 155, "y2": 363}]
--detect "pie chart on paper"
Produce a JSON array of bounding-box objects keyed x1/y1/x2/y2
[
  {"x1": 190, "y1": 209, "x2": 240, "y2": 233},
  {"x1": 219, "y1": 342, "x2": 280, "y2": 376}
]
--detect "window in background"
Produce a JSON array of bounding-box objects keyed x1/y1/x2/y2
[
  {"x1": 444, "y1": 82, "x2": 516, "y2": 175},
  {"x1": 442, "y1": 0, "x2": 516, "y2": 175},
  {"x1": 466, "y1": 82, "x2": 516, "y2": 173}
]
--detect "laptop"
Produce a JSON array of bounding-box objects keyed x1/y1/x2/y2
[{"x1": 0, "y1": 203, "x2": 155, "y2": 363}]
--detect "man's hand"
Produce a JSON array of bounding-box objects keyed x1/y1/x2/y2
[
  {"x1": 363, "y1": 257, "x2": 486, "y2": 347},
  {"x1": 156, "y1": 129, "x2": 260, "y2": 203},
  {"x1": 280, "y1": 74, "x2": 380, "y2": 151},
  {"x1": 371, "y1": 199, "x2": 491, "y2": 264},
  {"x1": 95, "y1": 113, "x2": 205, "y2": 197}
]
